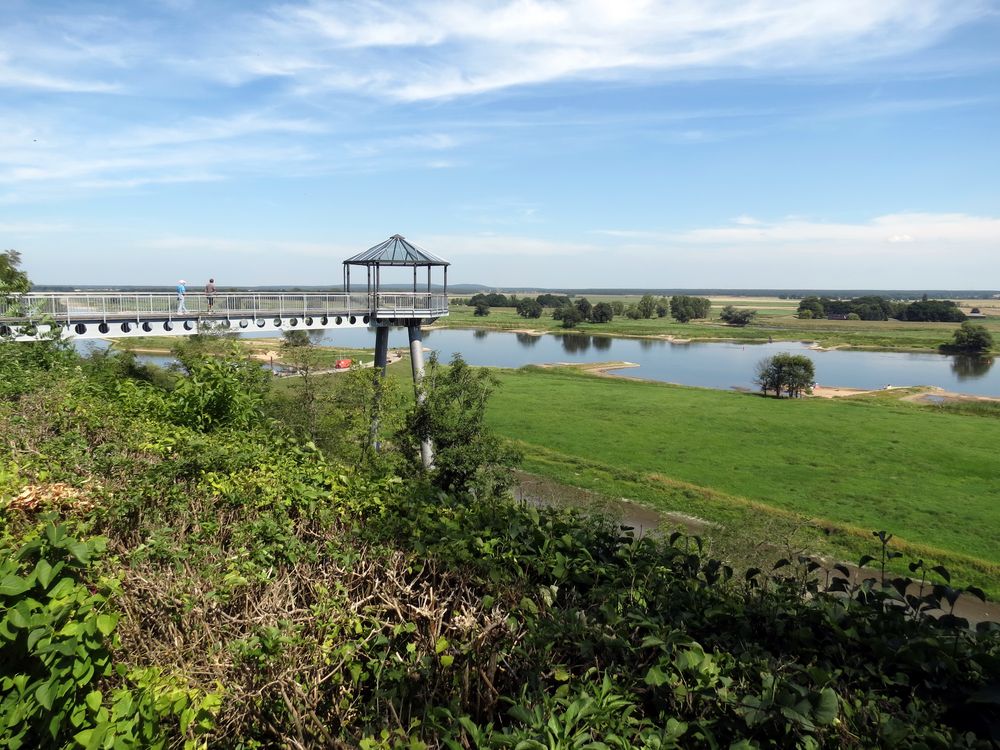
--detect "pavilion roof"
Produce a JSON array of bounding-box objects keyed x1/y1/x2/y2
[{"x1": 343, "y1": 234, "x2": 450, "y2": 267}]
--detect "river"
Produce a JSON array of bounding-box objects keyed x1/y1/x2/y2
[{"x1": 77, "y1": 327, "x2": 999, "y2": 396}]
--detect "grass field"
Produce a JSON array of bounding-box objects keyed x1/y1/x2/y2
[
  {"x1": 485, "y1": 365, "x2": 1000, "y2": 594},
  {"x1": 441, "y1": 296, "x2": 1000, "y2": 353},
  {"x1": 113, "y1": 335, "x2": 374, "y2": 368}
]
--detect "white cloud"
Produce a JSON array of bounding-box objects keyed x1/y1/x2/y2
[
  {"x1": 212, "y1": 0, "x2": 987, "y2": 100},
  {"x1": 425, "y1": 233, "x2": 602, "y2": 257},
  {"x1": 666, "y1": 212, "x2": 1000, "y2": 248}
]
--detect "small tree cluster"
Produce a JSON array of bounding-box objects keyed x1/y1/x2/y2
[
  {"x1": 951, "y1": 321, "x2": 994, "y2": 353},
  {"x1": 515, "y1": 299, "x2": 543, "y2": 318},
  {"x1": 551, "y1": 297, "x2": 615, "y2": 327},
  {"x1": 755, "y1": 353, "x2": 815, "y2": 398},
  {"x1": 720, "y1": 305, "x2": 757, "y2": 326},
  {"x1": 670, "y1": 295, "x2": 711, "y2": 323}
]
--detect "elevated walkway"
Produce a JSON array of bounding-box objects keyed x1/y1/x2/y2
[{"x1": 0, "y1": 291, "x2": 449, "y2": 341}]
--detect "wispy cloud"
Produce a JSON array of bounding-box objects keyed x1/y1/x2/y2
[
  {"x1": 213, "y1": 0, "x2": 988, "y2": 101},
  {"x1": 426, "y1": 233, "x2": 601, "y2": 257},
  {"x1": 596, "y1": 212, "x2": 1000, "y2": 255}
]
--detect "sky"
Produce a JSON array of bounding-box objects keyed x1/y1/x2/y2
[{"x1": 2, "y1": 0, "x2": 999, "y2": 289}]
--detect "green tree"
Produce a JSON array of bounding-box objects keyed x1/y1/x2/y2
[
  {"x1": 167, "y1": 347, "x2": 270, "y2": 431},
  {"x1": 951, "y1": 321, "x2": 994, "y2": 353},
  {"x1": 574, "y1": 297, "x2": 593, "y2": 320},
  {"x1": 0, "y1": 250, "x2": 30, "y2": 294},
  {"x1": 797, "y1": 296, "x2": 825, "y2": 319},
  {"x1": 590, "y1": 302, "x2": 614, "y2": 323},
  {"x1": 553, "y1": 305, "x2": 584, "y2": 328},
  {"x1": 400, "y1": 354, "x2": 520, "y2": 497},
  {"x1": 670, "y1": 295, "x2": 711, "y2": 323},
  {"x1": 636, "y1": 294, "x2": 657, "y2": 319},
  {"x1": 473, "y1": 301, "x2": 490, "y2": 316},
  {"x1": 281, "y1": 329, "x2": 310, "y2": 347},
  {"x1": 720, "y1": 306, "x2": 757, "y2": 326},
  {"x1": 755, "y1": 353, "x2": 816, "y2": 398},
  {"x1": 330, "y1": 366, "x2": 405, "y2": 474},
  {"x1": 516, "y1": 299, "x2": 543, "y2": 318}
]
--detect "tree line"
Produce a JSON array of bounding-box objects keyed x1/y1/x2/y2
[
  {"x1": 459, "y1": 292, "x2": 735, "y2": 328},
  {"x1": 797, "y1": 295, "x2": 968, "y2": 322}
]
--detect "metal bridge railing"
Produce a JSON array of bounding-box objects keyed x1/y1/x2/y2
[{"x1": 1, "y1": 292, "x2": 449, "y2": 323}]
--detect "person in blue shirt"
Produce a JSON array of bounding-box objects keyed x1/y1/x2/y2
[{"x1": 176, "y1": 280, "x2": 187, "y2": 313}]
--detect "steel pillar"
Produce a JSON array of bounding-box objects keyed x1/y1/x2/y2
[
  {"x1": 408, "y1": 323, "x2": 434, "y2": 469},
  {"x1": 374, "y1": 326, "x2": 389, "y2": 376}
]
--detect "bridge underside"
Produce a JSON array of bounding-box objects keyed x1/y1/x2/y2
[
  {"x1": 3, "y1": 315, "x2": 445, "y2": 342},
  {"x1": 1, "y1": 292, "x2": 448, "y2": 342}
]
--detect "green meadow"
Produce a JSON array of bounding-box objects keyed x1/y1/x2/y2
[
  {"x1": 441, "y1": 298, "x2": 999, "y2": 352},
  {"x1": 486, "y1": 365, "x2": 1000, "y2": 594}
]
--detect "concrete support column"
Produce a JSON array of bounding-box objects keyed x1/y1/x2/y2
[
  {"x1": 408, "y1": 322, "x2": 434, "y2": 469},
  {"x1": 374, "y1": 326, "x2": 389, "y2": 376}
]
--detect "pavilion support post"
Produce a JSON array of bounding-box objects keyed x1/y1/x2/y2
[
  {"x1": 408, "y1": 322, "x2": 434, "y2": 469},
  {"x1": 370, "y1": 325, "x2": 390, "y2": 453},
  {"x1": 374, "y1": 326, "x2": 389, "y2": 376}
]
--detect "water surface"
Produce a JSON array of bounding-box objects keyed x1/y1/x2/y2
[{"x1": 77, "y1": 328, "x2": 999, "y2": 396}]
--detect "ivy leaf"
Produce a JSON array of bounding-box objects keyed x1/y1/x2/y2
[
  {"x1": 440, "y1": 654, "x2": 454, "y2": 667},
  {"x1": 35, "y1": 681, "x2": 55, "y2": 710},
  {"x1": 67, "y1": 542, "x2": 92, "y2": 565},
  {"x1": 0, "y1": 575, "x2": 30, "y2": 596},
  {"x1": 96, "y1": 614, "x2": 118, "y2": 637},
  {"x1": 644, "y1": 666, "x2": 669, "y2": 687},
  {"x1": 435, "y1": 636, "x2": 449, "y2": 654},
  {"x1": 814, "y1": 688, "x2": 838, "y2": 725}
]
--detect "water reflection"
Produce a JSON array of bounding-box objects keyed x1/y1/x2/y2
[
  {"x1": 78, "y1": 325, "x2": 1000, "y2": 397},
  {"x1": 951, "y1": 355, "x2": 994, "y2": 380},
  {"x1": 560, "y1": 334, "x2": 591, "y2": 354},
  {"x1": 473, "y1": 329, "x2": 489, "y2": 340}
]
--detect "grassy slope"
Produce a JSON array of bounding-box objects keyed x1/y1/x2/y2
[
  {"x1": 440, "y1": 301, "x2": 999, "y2": 352},
  {"x1": 487, "y1": 366, "x2": 1000, "y2": 590}
]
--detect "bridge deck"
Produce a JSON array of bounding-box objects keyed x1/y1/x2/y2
[{"x1": 1, "y1": 291, "x2": 449, "y2": 340}]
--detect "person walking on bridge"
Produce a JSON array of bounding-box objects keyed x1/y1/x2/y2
[
  {"x1": 205, "y1": 278, "x2": 216, "y2": 313},
  {"x1": 176, "y1": 280, "x2": 187, "y2": 313}
]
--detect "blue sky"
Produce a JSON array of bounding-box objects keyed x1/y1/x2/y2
[{"x1": 2, "y1": 0, "x2": 999, "y2": 288}]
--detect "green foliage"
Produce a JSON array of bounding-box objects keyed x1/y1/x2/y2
[
  {"x1": 670, "y1": 295, "x2": 711, "y2": 323},
  {"x1": 589, "y1": 302, "x2": 614, "y2": 324},
  {"x1": 516, "y1": 299, "x2": 543, "y2": 319},
  {"x1": 636, "y1": 294, "x2": 657, "y2": 319},
  {"x1": 574, "y1": 298, "x2": 592, "y2": 320},
  {"x1": 401, "y1": 354, "x2": 521, "y2": 496},
  {"x1": 3, "y1": 320, "x2": 1000, "y2": 748},
  {"x1": 0, "y1": 522, "x2": 219, "y2": 749},
  {"x1": 328, "y1": 366, "x2": 406, "y2": 475},
  {"x1": 755, "y1": 353, "x2": 815, "y2": 398},
  {"x1": 0, "y1": 251, "x2": 30, "y2": 295},
  {"x1": 797, "y1": 296, "x2": 824, "y2": 319},
  {"x1": 281, "y1": 329, "x2": 310, "y2": 347},
  {"x1": 167, "y1": 351, "x2": 269, "y2": 432},
  {"x1": 535, "y1": 294, "x2": 572, "y2": 309},
  {"x1": 903, "y1": 299, "x2": 966, "y2": 322},
  {"x1": 474, "y1": 302, "x2": 491, "y2": 317},
  {"x1": 552, "y1": 305, "x2": 584, "y2": 329},
  {"x1": 719, "y1": 306, "x2": 757, "y2": 326},
  {"x1": 951, "y1": 321, "x2": 994, "y2": 352}
]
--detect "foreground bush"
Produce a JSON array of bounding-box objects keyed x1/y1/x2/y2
[{"x1": 1, "y1": 351, "x2": 999, "y2": 747}]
